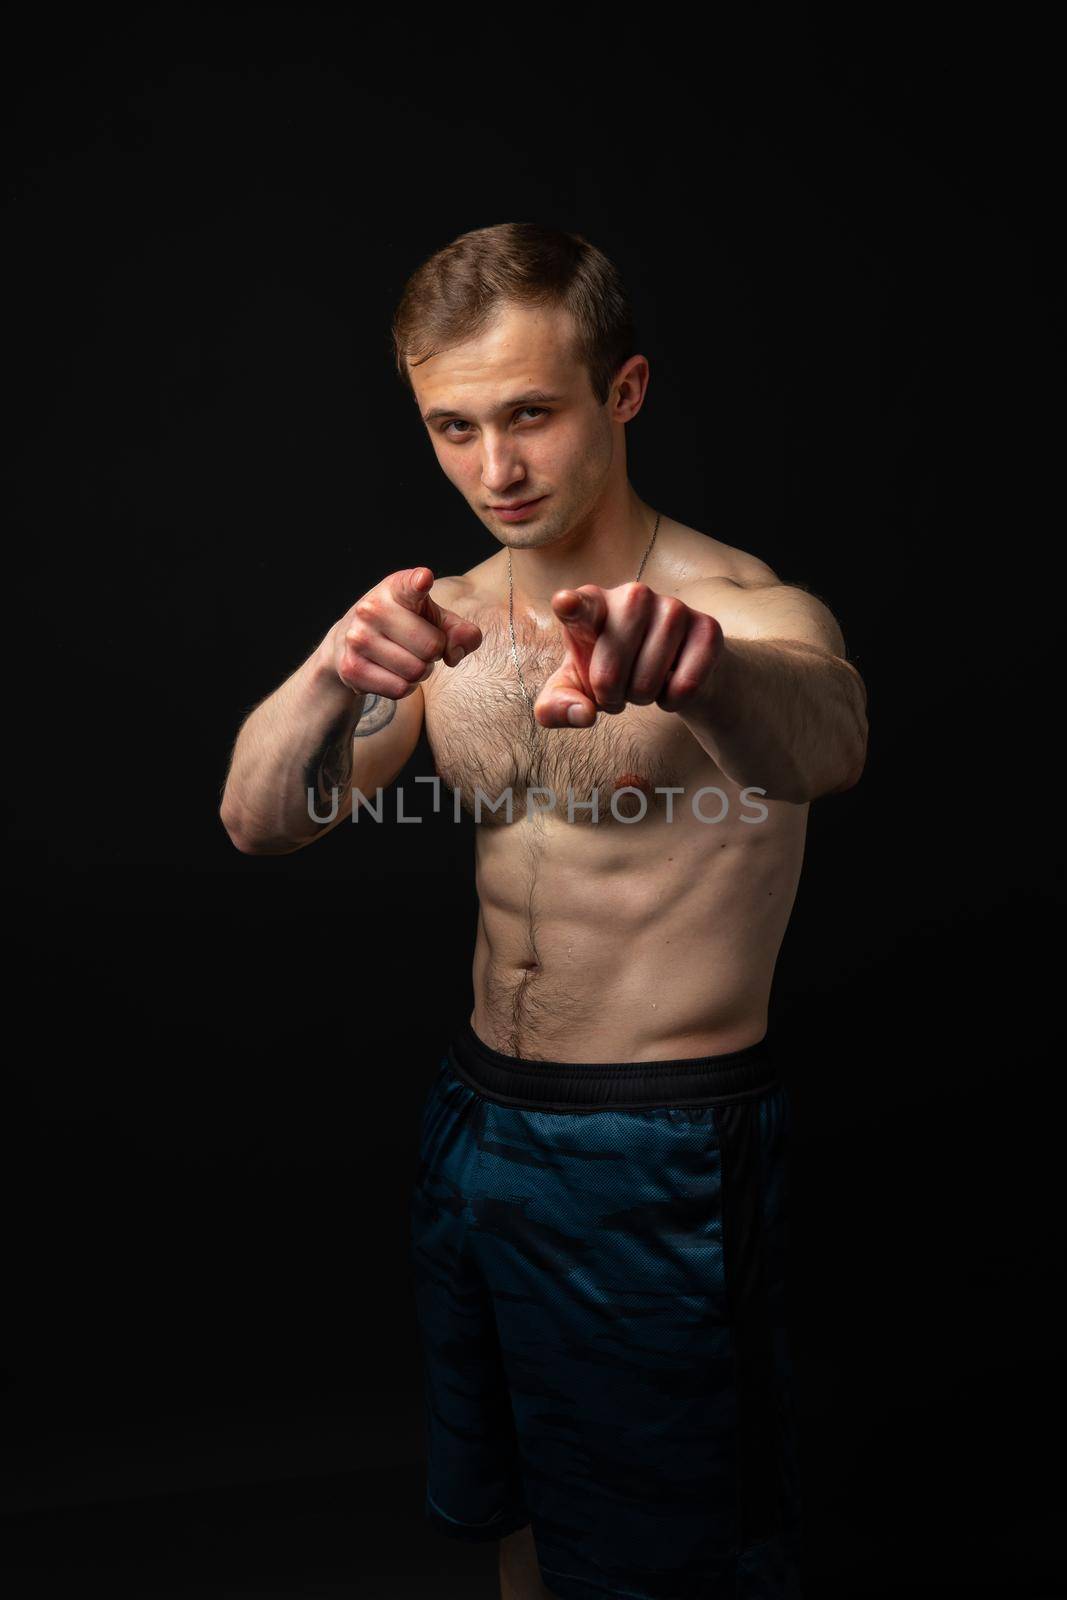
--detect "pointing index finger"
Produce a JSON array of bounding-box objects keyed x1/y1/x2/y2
[
  {"x1": 552, "y1": 585, "x2": 605, "y2": 641},
  {"x1": 389, "y1": 566, "x2": 435, "y2": 612},
  {"x1": 550, "y1": 587, "x2": 606, "y2": 702}
]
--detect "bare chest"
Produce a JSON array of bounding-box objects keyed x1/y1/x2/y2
[{"x1": 422, "y1": 608, "x2": 706, "y2": 827}]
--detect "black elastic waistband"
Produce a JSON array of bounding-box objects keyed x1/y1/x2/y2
[{"x1": 447, "y1": 1019, "x2": 780, "y2": 1110}]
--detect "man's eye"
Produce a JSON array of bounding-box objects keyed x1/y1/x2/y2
[{"x1": 442, "y1": 407, "x2": 546, "y2": 438}]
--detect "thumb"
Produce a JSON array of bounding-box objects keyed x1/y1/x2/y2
[
  {"x1": 533, "y1": 659, "x2": 597, "y2": 729},
  {"x1": 435, "y1": 606, "x2": 484, "y2": 668}
]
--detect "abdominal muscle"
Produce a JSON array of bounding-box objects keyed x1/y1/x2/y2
[{"x1": 469, "y1": 796, "x2": 809, "y2": 1063}]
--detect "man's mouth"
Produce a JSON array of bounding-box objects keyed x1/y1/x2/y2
[{"x1": 490, "y1": 495, "x2": 548, "y2": 520}]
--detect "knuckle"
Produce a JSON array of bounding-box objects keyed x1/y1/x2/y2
[
  {"x1": 339, "y1": 665, "x2": 367, "y2": 693},
  {"x1": 405, "y1": 652, "x2": 436, "y2": 682},
  {"x1": 590, "y1": 666, "x2": 620, "y2": 694}
]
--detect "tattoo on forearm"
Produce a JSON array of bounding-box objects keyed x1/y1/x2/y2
[
  {"x1": 303, "y1": 695, "x2": 398, "y2": 816},
  {"x1": 305, "y1": 710, "x2": 355, "y2": 806},
  {"x1": 353, "y1": 694, "x2": 397, "y2": 736}
]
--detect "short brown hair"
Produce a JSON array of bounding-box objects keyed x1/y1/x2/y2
[{"x1": 391, "y1": 222, "x2": 637, "y2": 407}]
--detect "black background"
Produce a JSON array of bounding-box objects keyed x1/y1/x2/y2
[{"x1": 5, "y1": 4, "x2": 1063, "y2": 1595}]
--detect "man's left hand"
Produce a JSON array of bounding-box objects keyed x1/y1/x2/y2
[{"x1": 533, "y1": 582, "x2": 725, "y2": 728}]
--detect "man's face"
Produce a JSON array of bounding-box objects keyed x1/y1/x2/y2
[{"x1": 410, "y1": 301, "x2": 618, "y2": 552}]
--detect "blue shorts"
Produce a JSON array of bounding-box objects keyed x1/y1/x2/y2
[{"x1": 409, "y1": 1020, "x2": 803, "y2": 1600}]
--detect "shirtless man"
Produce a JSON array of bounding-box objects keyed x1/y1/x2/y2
[{"x1": 220, "y1": 226, "x2": 867, "y2": 1600}]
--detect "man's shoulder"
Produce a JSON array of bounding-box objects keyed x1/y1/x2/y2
[
  {"x1": 429, "y1": 556, "x2": 506, "y2": 621},
  {"x1": 679, "y1": 536, "x2": 846, "y2": 654},
  {"x1": 427, "y1": 570, "x2": 479, "y2": 611},
  {"x1": 674, "y1": 528, "x2": 781, "y2": 593}
]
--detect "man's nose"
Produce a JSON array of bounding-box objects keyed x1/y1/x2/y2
[{"x1": 480, "y1": 442, "x2": 526, "y2": 492}]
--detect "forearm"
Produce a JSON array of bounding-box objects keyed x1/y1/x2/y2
[
  {"x1": 220, "y1": 640, "x2": 366, "y2": 853},
  {"x1": 677, "y1": 637, "x2": 868, "y2": 804}
]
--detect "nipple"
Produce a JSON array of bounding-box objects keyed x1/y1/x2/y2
[
  {"x1": 611, "y1": 771, "x2": 652, "y2": 819},
  {"x1": 613, "y1": 771, "x2": 652, "y2": 793}
]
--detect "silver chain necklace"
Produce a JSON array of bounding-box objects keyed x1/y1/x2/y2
[{"x1": 507, "y1": 511, "x2": 661, "y2": 714}]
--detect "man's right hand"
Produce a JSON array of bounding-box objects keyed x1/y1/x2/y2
[{"x1": 326, "y1": 567, "x2": 483, "y2": 700}]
